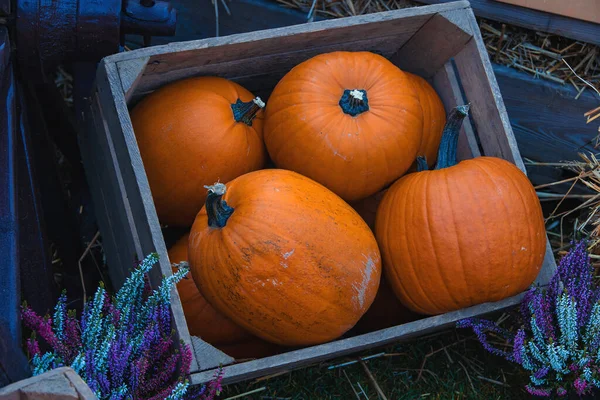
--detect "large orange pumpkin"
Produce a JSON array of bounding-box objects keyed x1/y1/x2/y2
[
  {"x1": 131, "y1": 76, "x2": 267, "y2": 227},
  {"x1": 188, "y1": 169, "x2": 382, "y2": 346},
  {"x1": 169, "y1": 233, "x2": 250, "y2": 345},
  {"x1": 263, "y1": 51, "x2": 423, "y2": 202},
  {"x1": 375, "y1": 105, "x2": 546, "y2": 315},
  {"x1": 406, "y1": 72, "x2": 446, "y2": 169}
]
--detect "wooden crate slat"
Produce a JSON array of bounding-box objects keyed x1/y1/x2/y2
[
  {"x1": 105, "y1": 1, "x2": 472, "y2": 64},
  {"x1": 452, "y1": 10, "x2": 526, "y2": 172},
  {"x1": 117, "y1": 57, "x2": 150, "y2": 103},
  {"x1": 95, "y1": 61, "x2": 200, "y2": 372},
  {"x1": 190, "y1": 291, "x2": 526, "y2": 385},
  {"x1": 431, "y1": 61, "x2": 481, "y2": 161},
  {"x1": 128, "y1": 34, "x2": 416, "y2": 100},
  {"x1": 390, "y1": 10, "x2": 473, "y2": 78}
]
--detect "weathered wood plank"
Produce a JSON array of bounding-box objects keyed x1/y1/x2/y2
[
  {"x1": 105, "y1": 1, "x2": 471, "y2": 64},
  {"x1": 79, "y1": 97, "x2": 139, "y2": 287},
  {"x1": 117, "y1": 57, "x2": 149, "y2": 103},
  {"x1": 452, "y1": 9, "x2": 526, "y2": 172},
  {"x1": 493, "y1": 63, "x2": 599, "y2": 164},
  {"x1": 191, "y1": 336, "x2": 236, "y2": 371},
  {"x1": 0, "y1": 367, "x2": 96, "y2": 400},
  {"x1": 130, "y1": 34, "x2": 414, "y2": 100},
  {"x1": 96, "y1": 60, "x2": 199, "y2": 372},
  {"x1": 390, "y1": 10, "x2": 473, "y2": 78},
  {"x1": 415, "y1": 0, "x2": 600, "y2": 45},
  {"x1": 431, "y1": 61, "x2": 481, "y2": 161},
  {"x1": 191, "y1": 292, "x2": 526, "y2": 385}
]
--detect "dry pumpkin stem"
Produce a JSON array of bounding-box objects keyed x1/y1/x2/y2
[{"x1": 204, "y1": 182, "x2": 234, "y2": 228}]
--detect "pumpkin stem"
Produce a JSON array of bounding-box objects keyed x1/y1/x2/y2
[
  {"x1": 416, "y1": 156, "x2": 429, "y2": 171},
  {"x1": 205, "y1": 183, "x2": 234, "y2": 228},
  {"x1": 339, "y1": 89, "x2": 369, "y2": 117},
  {"x1": 231, "y1": 97, "x2": 265, "y2": 126},
  {"x1": 434, "y1": 104, "x2": 470, "y2": 170}
]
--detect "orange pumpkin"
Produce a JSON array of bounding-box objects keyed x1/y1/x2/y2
[
  {"x1": 375, "y1": 105, "x2": 546, "y2": 315},
  {"x1": 188, "y1": 169, "x2": 382, "y2": 346},
  {"x1": 352, "y1": 277, "x2": 420, "y2": 334},
  {"x1": 263, "y1": 51, "x2": 423, "y2": 202},
  {"x1": 406, "y1": 72, "x2": 446, "y2": 169},
  {"x1": 131, "y1": 76, "x2": 267, "y2": 227},
  {"x1": 168, "y1": 233, "x2": 251, "y2": 345}
]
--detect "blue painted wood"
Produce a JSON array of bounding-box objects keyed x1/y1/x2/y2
[
  {"x1": 0, "y1": 26, "x2": 34, "y2": 388},
  {"x1": 493, "y1": 63, "x2": 598, "y2": 162}
]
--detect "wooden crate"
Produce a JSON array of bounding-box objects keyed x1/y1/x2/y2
[{"x1": 79, "y1": 0, "x2": 557, "y2": 386}]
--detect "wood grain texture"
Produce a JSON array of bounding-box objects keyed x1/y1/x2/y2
[
  {"x1": 452, "y1": 9, "x2": 526, "y2": 172},
  {"x1": 117, "y1": 57, "x2": 149, "y2": 103},
  {"x1": 390, "y1": 10, "x2": 473, "y2": 78},
  {"x1": 415, "y1": 0, "x2": 600, "y2": 45},
  {"x1": 431, "y1": 61, "x2": 481, "y2": 161},
  {"x1": 191, "y1": 337, "x2": 235, "y2": 370},
  {"x1": 130, "y1": 34, "x2": 414, "y2": 101},
  {"x1": 105, "y1": 1, "x2": 471, "y2": 64},
  {"x1": 190, "y1": 291, "x2": 527, "y2": 385},
  {"x1": 0, "y1": 367, "x2": 96, "y2": 399},
  {"x1": 492, "y1": 63, "x2": 599, "y2": 164}
]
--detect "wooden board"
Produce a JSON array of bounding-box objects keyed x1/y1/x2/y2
[
  {"x1": 83, "y1": 0, "x2": 558, "y2": 386},
  {"x1": 494, "y1": 0, "x2": 600, "y2": 25},
  {"x1": 415, "y1": 0, "x2": 600, "y2": 45}
]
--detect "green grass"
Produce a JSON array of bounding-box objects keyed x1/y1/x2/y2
[{"x1": 222, "y1": 316, "x2": 532, "y2": 399}]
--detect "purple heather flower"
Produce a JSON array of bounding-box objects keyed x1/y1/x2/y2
[
  {"x1": 456, "y1": 318, "x2": 514, "y2": 361},
  {"x1": 513, "y1": 329, "x2": 526, "y2": 365},
  {"x1": 20, "y1": 253, "x2": 219, "y2": 400},
  {"x1": 525, "y1": 384, "x2": 552, "y2": 397},
  {"x1": 574, "y1": 377, "x2": 589, "y2": 395},
  {"x1": 556, "y1": 387, "x2": 567, "y2": 396},
  {"x1": 26, "y1": 337, "x2": 40, "y2": 358}
]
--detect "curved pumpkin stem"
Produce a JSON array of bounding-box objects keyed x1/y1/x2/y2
[
  {"x1": 231, "y1": 97, "x2": 265, "y2": 126},
  {"x1": 205, "y1": 183, "x2": 234, "y2": 228},
  {"x1": 339, "y1": 89, "x2": 369, "y2": 117},
  {"x1": 434, "y1": 104, "x2": 470, "y2": 170}
]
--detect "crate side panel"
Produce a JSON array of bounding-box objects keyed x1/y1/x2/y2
[
  {"x1": 131, "y1": 34, "x2": 415, "y2": 99},
  {"x1": 78, "y1": 101, "x2": 129, "y2": 287},
  {"x1": 451, "y1": 11, "x2": 525, "y2": 172},
  {"x1": 104, "y1": 1, "x2": 471, "y2": 64},
  {"x1": 431, "y1": 61, "x2": 481, "y2": 161},
  {"x1": 82, "y1": 96, "x2": 141, "y2": 287},
  {"x1": 191, "y1": 292, "x2": 524, "y2": 385},
  {"x1": 96, "y1": 61, "x2": 199, "y2": 372},
  {"x1": 390, "y1": 10, "x2": 473, "y2": 78}
]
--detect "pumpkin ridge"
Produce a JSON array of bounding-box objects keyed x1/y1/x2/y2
[
  {"x1": 470, "y1": 160, "x2": 519, "y2": 301},
  {"x1": 442, "y1": 168, "x2": 473, "y2": 308},
  {"x1": 267, "y1": 107, "x2": 340, "y2": 165},
  {"x1": 392, "y1": 175, "x2": 431, "y2": 313},
  {"x1": 479, "y1": 158, "x2": 543, "y2": 294},
  {"x1": 401, "y1": 174, "x2": 443, "y2": 313},
  {"x1": 423, "y1": 171, "x2": 463, "y2": 312},
  {"x1": 443, "y1": 169, "x2": 476, "y2": 305},
  {"x1": 458, "y1": 162, "x2": 498, "y2": 303}
]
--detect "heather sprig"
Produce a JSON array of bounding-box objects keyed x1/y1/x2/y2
[
  {"x1": 21, "y1": 253, "x2": 223, "y2": 400},
  {"x1": 458, "y1": 240, "x2": 600, "y2": 397}
]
